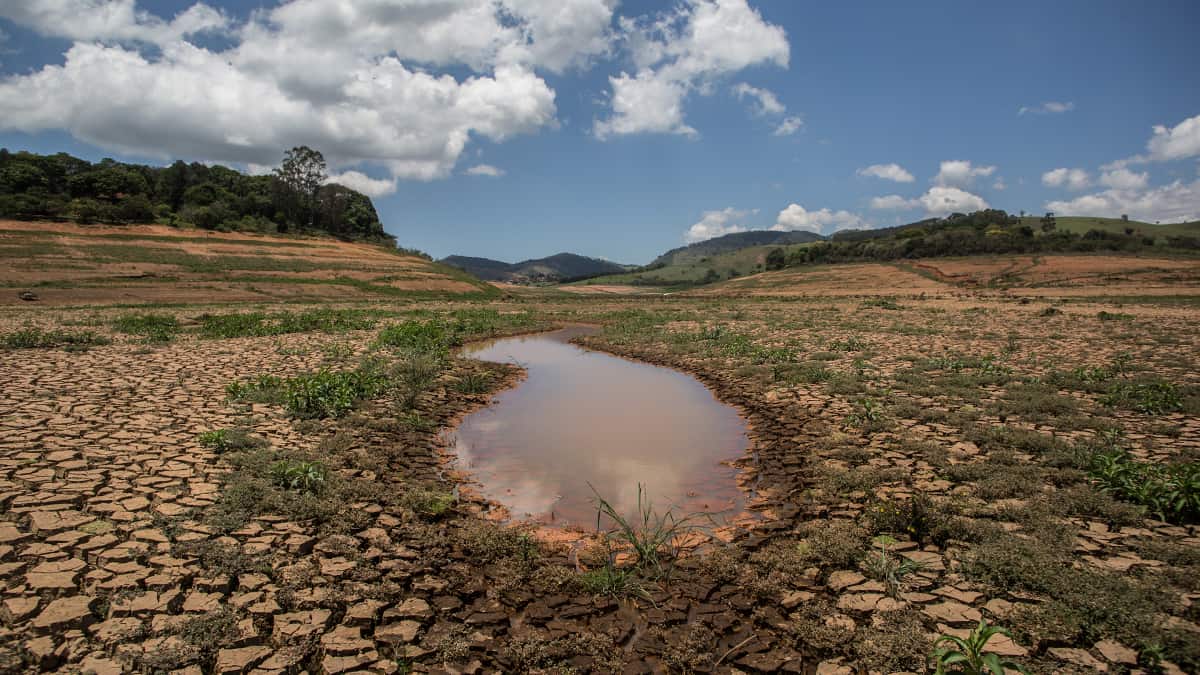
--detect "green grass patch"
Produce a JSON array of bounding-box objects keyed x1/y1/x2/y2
[
  {"x1": 112, "y1": 312, "x2": 180, "y2": 342},
  {"x1": 0, "y1": 327, "x2": 110, "y2": 350}
]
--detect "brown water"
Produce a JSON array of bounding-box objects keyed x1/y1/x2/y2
[{"x1": 451, "y1": 326, "x2": 749, "y2": 529}]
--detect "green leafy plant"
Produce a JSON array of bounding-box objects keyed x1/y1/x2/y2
[
  {"x1": 400, "y1": 487, "x2": 456, "y2": 518},
  {"x1": 375, "y1": 319, "x2": 454, "y2": 356},
  {"x1": 1101, "y1": 380, "x2": 1184, "y2": 414},
  {"x1": 269, "y1": 459, "x2": 328, "y2": 493},
  {"x1": 1089, "y1": 451, "x2": 1198, "y2": 523},
  {"x1": 112, "y1": 313, "x2": 180, "y2": 343},
  {"x1": 930, "y1": 620, "x2": 1028, "y2": 674}
]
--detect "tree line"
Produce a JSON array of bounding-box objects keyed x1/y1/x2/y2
[
  {"x1": 0, "y1": 146, "x2": 393, "y2": 243},
  {"x1": 764, "y1": 209, "x2": 1199, "y2": 270}
]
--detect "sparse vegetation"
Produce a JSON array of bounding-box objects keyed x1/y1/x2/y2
[{"x1": 1, "y1": 326, "x2": 110, "y2": 350}]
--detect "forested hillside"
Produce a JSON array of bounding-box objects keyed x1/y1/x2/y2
[
  {"x1": 0, "y1": 146, "x2": 393, "y2": 243},
  {"x1": 769, "y1": 210, "x2": 1200, "y2": 268}
]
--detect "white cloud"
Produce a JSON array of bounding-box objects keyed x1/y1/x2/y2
[
  {"x1": 1099, "y1": 168, "x2": 1148, "y2": 191},
  {"x1": 684, "y1": 207, "x2": 751, "y2": 243},
  {"x1": 869, "y1": 194, "x2": 919, "y2": 210},
  {"x1": 1042, "y1": 167, "x2": 1091, "y2": 190},
  {"x1": 933, "y1": 160, "x2": 996, "y2": 187},
  {"x1": 327, "y1": 170, "x2": 396, "y2": 197},
  {"x1": 772, "y1": 204, "x2": 866, "y2": 234},
  {"x1": 731, "y1": 82, "x2": 784, "y2": 116},
  {"x1": 772, "y1": 115, "x2": 801, "y2": 136},
  {"x1": 0, "y1": 1, "x2": 622, "y2": 183},
  {"x1": 594, "y1": 71, "x2": 695, "y2": 139},
  {"x1": 918, "y1": 186, "x2": 989, "y2": 217},
  {"x1": 1146, "y1": 113, "x2": 1200, "y2": 161},
  {"x1": 773, "y1": 116, "x2": 803, "y2": 137},
  {"x1": 1047, "y1": 179, "x2": 1199, "y2": 224},
  {"x1": 0, "y1": 0, "x2": 229, "y2": 45},
  {"x1": 595, "y1": 0, "x2": 789, "y2": 139},
  {"x1": 1018, "y1": 101, "x2": 1074, "y2": 116},
  {"x1": 465, "y1": 163, "x2": 506, "y2": 177},
  {"x1": 857, "y1": 163, "x2": 915, "y2": 183}
]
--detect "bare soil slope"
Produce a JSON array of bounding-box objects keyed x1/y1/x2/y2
[{"x1": 0, "y1": 220, "x2": 492, "y2": 305}]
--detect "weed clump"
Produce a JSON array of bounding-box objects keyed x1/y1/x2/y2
[
  {"x1": 199, "y1": 308, "x2": 378, "y2": 339},
  {"x1": 112, "y1": 313, "x2": 179, "y2": 342},
  {"x1": 1089, "y1": 451, "x2": 1199, "y2": 524},
  {"x1": 1, "y1": 327, "x2": 110, "y2": 350},
  {"x1": 196, "y1": 428, "x2": 266, "y2": 454}
]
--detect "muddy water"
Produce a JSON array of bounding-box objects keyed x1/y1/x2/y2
[{"x1": 451, "y1": 326, "x2": 749, "y2": 529}]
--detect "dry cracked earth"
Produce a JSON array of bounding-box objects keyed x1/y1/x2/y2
[{"x1": 0, "y1": 291, "x2": 1198, "y2": 674}]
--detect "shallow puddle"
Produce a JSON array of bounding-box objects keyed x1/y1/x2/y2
[{"x1": 451, "y1": 326, "x2": 749, "y2": 529}]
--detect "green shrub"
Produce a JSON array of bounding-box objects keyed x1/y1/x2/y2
[
  {"x1": 400, "y1": 487, "x2": 455, "y2": 519},
  {"x1": 283, "y1": 367, "x2": 386, "y2": 418}
]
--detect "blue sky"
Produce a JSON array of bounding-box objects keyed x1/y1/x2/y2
[{"x1": 1, "y1": 1, "x2": 1198, "y2": 264}]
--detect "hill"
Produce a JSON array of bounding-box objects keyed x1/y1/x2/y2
[
  {"x1": 0, "y1": 147, "x2": 394, "y2": 243},
  {"x1": 651, "y1": 229, "x2": 823, "y2": 267},
  {"x1": 0, "y1": 220, "x2": 493, "y2": 305},
  {"x1": 441, "y1": 252, "x2": 629, "y2": 284}
]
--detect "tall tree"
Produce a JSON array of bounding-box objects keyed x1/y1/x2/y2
[{"x1": 273, "y1": 146, "x2": 327, "y2": 229}]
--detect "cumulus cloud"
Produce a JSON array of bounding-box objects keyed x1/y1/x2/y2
[
  {"x1": 595, "y1": 71, "x2": 696, "y2": 138},
  {"x1": 595, "y1": 0, "x2": 789, "y2": 139},
  {"x1": 933, "y1": 160, "x2": 996, "y2": 187},
  {"x1": 327, "y1": 170, "x2": 396, "y2": 197},
  {"x1": 918, "y1": 186, "x2": 989, "y2": 217},
  {"x1": 465, "y1": 163, "x2": 506, "y2": 177},
  {"x1": 0, "y1": 0, "x2": 229, "y2": 45},
  {"x1": 869, "y1": 194, "x2": 919, "y2": 210},
  {"x1": 1146, "y1": 113, "x2": 1200, "y2": 161},
  {"x1": 1099, "y1": 168, "x2": 1148, "y2": 191},
  {"x1": 1042, "y1": 167, "x2": 1091, "y2": 190},
  {"x1": 772, "y1": 204, "x2": 866, "y2": 234},
  {"x1": 731, "y1": 82, "x2": 784, "y2": 116},
  {"x1": 1047, "y1": 179, "x2": 1200, "y2": 224},
  {"x1": 0, "y1": 0, "x2": 624, "y2": 182},
  {"x1": 773, "y1": 116, "x2": 803, "y2": 137},
  {"x1": 1018, "y1": 101, "x2": 1074, "y2": 116},
  {"x1": 857, "y1": 163, "x2": 915, "y2": 183},
  {"x1": 684, "y1": 207, "x2": 751, "y2": 243}
]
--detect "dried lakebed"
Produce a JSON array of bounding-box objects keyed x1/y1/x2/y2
[{"x1": 451, "y1": 326, "x2": 750, "y2": 529}]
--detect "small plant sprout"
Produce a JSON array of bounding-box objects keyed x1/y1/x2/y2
[
  {"x1": 931, "y1": 619, "x2": 1028, "y2": 675},
  {"x1": 862, "y1": 535, "x2": 925, "y2": 598},
  {"x1": 269, "y1": 459, "x2": 328, "y2": 493},
  {"x1": 590, "y1": 483, "x2": 708, "y2": 582}
]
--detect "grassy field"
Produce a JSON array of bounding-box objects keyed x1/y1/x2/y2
[
  {"x1": 1019, "y1": 215, "x2": 1200, "y2": 239},
  {"x1": 1, "y1": 254, "x2": 1198, "y2": 673}
]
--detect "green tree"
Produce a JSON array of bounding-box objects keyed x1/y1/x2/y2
[
  {"x1": 1040, "y1": 211, "x2": 1057, "y2": 233},
  {"x1": 765, "y1": 247, "x2": 787, "y2": 270},
  {"x1": 273, "y1": 146, "x2": 327, "y2": 229}
]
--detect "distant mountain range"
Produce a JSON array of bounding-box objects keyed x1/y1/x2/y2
[
  {"x1": 650, "y1": 230, "x2": 824, "y2": 267},
  {"x1": 440, "y1": 252, "x2": 632, "y2": 283}
]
